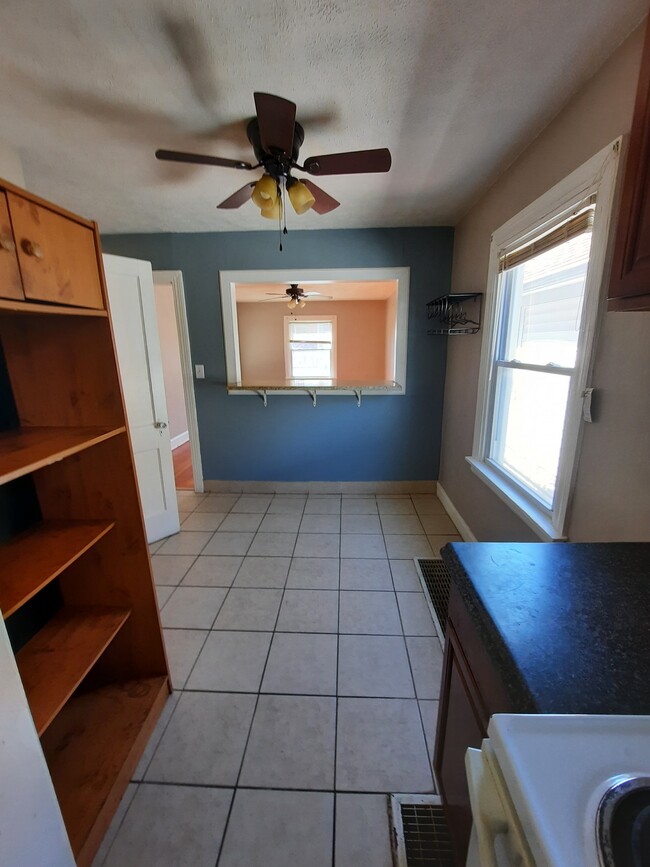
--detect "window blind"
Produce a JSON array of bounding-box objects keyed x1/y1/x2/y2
[{"x1": 499, "y1": 195, "x2": 596, "y2": 272}]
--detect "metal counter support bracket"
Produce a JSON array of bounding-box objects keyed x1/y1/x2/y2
[
  {"x1": 354, "y1": 389, "x2": 362, "y2": 407},
  {"x1": 307, "y1": 389, "x2": 317, "y2": 407},
  {"x1": 257, "y1": 390, "x2": 268, "y2": 407}
]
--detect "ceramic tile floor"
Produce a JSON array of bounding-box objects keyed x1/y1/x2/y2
[{"x1": 94, "y1": 491, "x2": 460, "y2": 867}]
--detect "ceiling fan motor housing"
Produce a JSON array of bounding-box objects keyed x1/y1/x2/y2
[{"x1": 246, "y1": 118, "x2": 305, "y2": 180}]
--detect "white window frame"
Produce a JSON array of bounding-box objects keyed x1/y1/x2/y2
[
  {"x1": 219, "y1": 267, "x2": 409, "y2": 396},
  {"x1": 284, "y1": 315, "x2": 337, "y2": 379},
  {"x1": 468, "y1": 139, "x2": 622, "y2": 541}
]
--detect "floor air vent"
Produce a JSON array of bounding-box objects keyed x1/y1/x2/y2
[
  {"x1": 389, "y1": 794, "x2": 456, "y2": 866},
  {"x1": 414, "y1": 558, "x2": 452, "y2": 640}
]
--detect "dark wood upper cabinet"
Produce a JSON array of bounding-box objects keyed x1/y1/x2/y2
[{"x1": 608, "y1": 15, "x2": 650, "y2": 311}]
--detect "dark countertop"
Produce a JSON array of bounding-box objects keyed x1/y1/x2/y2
[{"x1": 441, "y1": 542, "x2": 650, "y2": 715}]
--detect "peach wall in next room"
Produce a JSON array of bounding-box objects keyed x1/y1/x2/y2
[
  {"x1": 237, "y1": 300, "x2": 389, "y2": 382},
  {"x1": 154, "y1": 282, "x2": 189, "y2": 443}
]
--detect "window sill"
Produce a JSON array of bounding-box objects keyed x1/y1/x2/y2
[{"x1": 465, "y1": 457, "x2": 566, "y2": 541}]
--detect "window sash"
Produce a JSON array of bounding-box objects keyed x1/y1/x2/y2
[
  {"x1": 285, "y1": 316, "x2": 336, "y2": 378},
  {"x1": 487, "y1": 360, "x2": 575, "y2": 509}
]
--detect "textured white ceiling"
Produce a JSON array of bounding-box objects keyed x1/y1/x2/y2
[{"x1": 0, "y1": 0, "x2": 645, "y2": 233}]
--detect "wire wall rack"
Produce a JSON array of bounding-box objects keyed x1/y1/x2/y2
[{"x1": 427, "y1": 292, "x2": 483, "y2": 335}]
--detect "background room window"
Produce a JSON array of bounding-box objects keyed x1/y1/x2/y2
[
  {"x1": 469, "y1": 141, "x2": 620, "y2": 540},
  {"x1": 285, "y1": 316, "x2": 337, "y2": 378}
]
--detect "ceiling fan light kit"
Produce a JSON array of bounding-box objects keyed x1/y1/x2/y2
[
  {"x1": 264, "y1": 282, "x2": 327, "y2": 309},
  {"x1": 251, "y1": 173, "x2": 279, "y2": 209},
  {"x1": 287, "y1": 178, "x2": 316, "y2": 214},
  {"x1": 155, "y1": 92, "x2": 392, "y2": 245}
]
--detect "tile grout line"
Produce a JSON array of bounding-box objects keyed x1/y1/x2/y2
[
  {"x1": 101, "y1": 493, "x2": 215, "y2": 865},
  {"x1": 331, "y1": 494, "x2": 343, "y2": 867},
  {"x1": 213, "y1": 493, "x2": 308, "y2": 867},
  {"x1": 137, "y1": 493, "x2": 260, "y2": 787},
  {"x1": 388, "y1": 494, "x2": 436, "y2": 793},
  {"x1": 207, "y1": 493, "x2": 281, "y2": 867}
]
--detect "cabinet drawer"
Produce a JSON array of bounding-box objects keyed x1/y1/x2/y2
[
  {"x1": 7, "y1": 193, "x2": 104, "y2": 310},
  {"x1": 0, "y1": 192, "x2": 23, "y2": 301}
]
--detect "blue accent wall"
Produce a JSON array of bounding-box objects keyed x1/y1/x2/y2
[{"x1": 101, "y1": 227, "x2": 453, "y2": 481}]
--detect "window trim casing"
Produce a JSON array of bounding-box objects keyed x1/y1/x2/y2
[
  {"x1": 468, "y1": 139, "x2": 622, "y2": 541},
  {"x1": 219, "y1": 267, "x2": 409, "y2": 396},
  {"x1": 284, "y1": 314, "x2": 338, "y2": 379}
]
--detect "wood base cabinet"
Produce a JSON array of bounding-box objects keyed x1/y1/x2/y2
[
  {"x1": 0, "y1": 175, "x2": 170, "y2": 866},
  {"x1": 434, "y1": 585, "x2": 514, "y2": 864}
]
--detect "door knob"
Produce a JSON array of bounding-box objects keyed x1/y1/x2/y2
[
  {"x1": 153, "y1": 421, "x2": 168, "y2": 429},
  {"x1": 21, "y1": 239, "x2": 44, "y2": 260}
]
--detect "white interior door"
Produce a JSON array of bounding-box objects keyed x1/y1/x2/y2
[{"x1": 103, "y1": 253, "x2": 180, "y2": 542}]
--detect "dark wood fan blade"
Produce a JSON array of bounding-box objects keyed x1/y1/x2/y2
[
  {"x1": 155, "y1": 149, "x2": 253, "y2": 170},
  {"x1": 254, "y1": 92, "x2": 296, "y2": 156},
  {"x1": 303, "y1": 148, "x2": 392, "y2": 175},
  {"x1": 302, "y1": 180, "x2": 340, "y2": 214},
  {"x1": 217, "y1": 183, "x2": 256, "y2": 209}
]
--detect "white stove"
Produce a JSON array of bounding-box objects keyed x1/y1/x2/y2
[{"x1": 465, "y1": 714, "x2": 650, "y2": 866}]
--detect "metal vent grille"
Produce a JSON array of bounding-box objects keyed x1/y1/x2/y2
[
  {"x1": 414, "y1": 558, "x2": 451, "y2": 640},
  {"x1": 390, "y1": 795, "x2": 456, "y2": 867}
]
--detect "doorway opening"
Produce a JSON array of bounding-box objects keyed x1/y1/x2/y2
[{"x1": 153, "y1": 270, "x2": 204, "y2": 492}]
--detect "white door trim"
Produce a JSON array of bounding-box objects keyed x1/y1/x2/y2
[{"x1": 153, "y1": 270, "x2": 204, "y2": 493}]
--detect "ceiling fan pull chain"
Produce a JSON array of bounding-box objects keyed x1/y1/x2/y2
[{"x1": 283, "y1": 180, "x2": 288, "y2": 235}]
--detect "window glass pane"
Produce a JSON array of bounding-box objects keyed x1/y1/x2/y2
[
  {"x1": 291, "y1": 348, "x2": 332, "y2": 377},
  {"x1": 489, "y1": 367, "x2": 570, "y2": 507},
  {"x1": 501, "y1": 231, "x2": 592, "y2": 367}
]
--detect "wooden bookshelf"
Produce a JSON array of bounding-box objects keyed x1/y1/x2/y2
[
  {"x1": 0, "y1": 174, "x2": 170, "y2": 865},
  {"x1": 16, "y1": 606, "x2": 131, "y2": 735},
  {"x1": 0, "y1": 298, "x2": 108, "y2": 317},
  {"x1": 0, "y1": 521, "x2": 115, "y2": 618},
  {"x1": 41, "y1": 676, "x2": 169, "y2": 865},
  {"x1": 0, "y1": 426, "x2": 126, "y2": 485}
]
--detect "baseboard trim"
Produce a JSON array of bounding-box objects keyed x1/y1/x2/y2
[
  {"x1": 171, "y1": 431, "x2": 190, "y2": 450},
  {"x1": 204, "y1": 480, "x2": 439, "y2": 494},
  {"x1": 436, "y1": 483, "x2": 477, "y2": 541}
]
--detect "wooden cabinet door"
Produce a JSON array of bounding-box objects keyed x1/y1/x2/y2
[
  {"x1": 0, "y1": 192, "x2": 23, "y2": 301},
  {"x1": 434, "y1": 623, "x2": 488, "y2": 865},
  {"x1": 7, "y1": 193, "x2": 104, "y2": 310},
  {"x1": 608, "y1": 15, "x2": 650, "y2": 311}
]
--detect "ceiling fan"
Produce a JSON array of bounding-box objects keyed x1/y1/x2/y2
[
  {"x1": 264, "y1": 284, "x2": 333, "y2": 309},
  {"x1": 155, "y1": 92, "x2": 392, "y2": 222}
]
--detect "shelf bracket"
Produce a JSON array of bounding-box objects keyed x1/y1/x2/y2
[
  {"x1": 307, "y1": 389, "x2": 317, "y2": 407},
  {"x1": 256, "y1": 389, "x2": 268, "y2": 407},
  {"x1": 353, "y1": 388, "x2": 362, "y2": 407}
]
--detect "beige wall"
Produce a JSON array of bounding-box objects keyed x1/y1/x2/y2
[
  {"x1": 0, "y1": 139, "x2": 25, "y2": 187},
  {"x1": 154, "y1": 283, "x2": 189, "y2": 443},
  {"x1": 237, "y1": 300, "x2": 389, "y2": 382},
  {"x1": 439, "y1": 22, "x2": 650, "y2": 542}
]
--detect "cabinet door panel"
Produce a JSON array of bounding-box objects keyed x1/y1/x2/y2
[
  {"x1": 0, "y1": 192, "x2": 23, "y2": 301},
  {"x1": 608, "y1": 15, "x2": 650, "y2": 310},
  {"x1": 434, "y1": 624, "x2": 487, "y2": 865},
  {"x1": 7, "y1": 193, "x2": 103, "y2": 310}
]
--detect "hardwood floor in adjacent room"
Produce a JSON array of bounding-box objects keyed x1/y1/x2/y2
[{"x1": 172, "y1": 441, "x2": 194, "y2": 490}]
